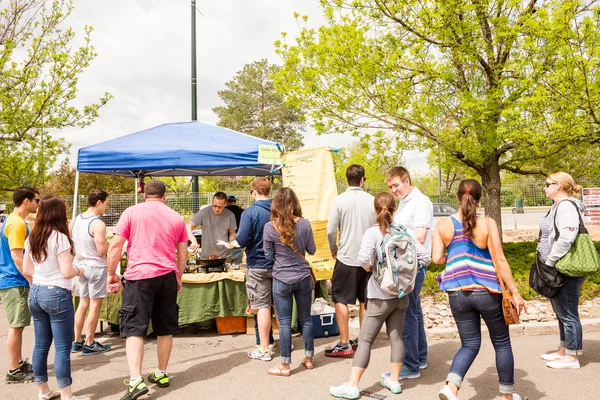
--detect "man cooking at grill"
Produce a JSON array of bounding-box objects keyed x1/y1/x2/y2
[{"x1": 186, "y1": 192, "x2": 237, "y2": 259}]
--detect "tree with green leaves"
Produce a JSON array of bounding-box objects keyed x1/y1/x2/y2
[
  {"x1": 333, "y1": 139, "x2": 403, "y2": 189},
  {"x1": 0, "y1": 0, "x2": 110, "y2": 140},
  {"x1": 42, "y1": 160, "x2": 134, "y2": 195},
  {"x1": 274, "y1": 1, "x2": 600, "y2": 230},
  {"x1": 0, "y1": 132, "x2": 68, "y2": 191},
  {"x1": 214, "y1": 59, "x2": 306, "y2": 151},
  {"x1": 0, "y1": 0, "x2": 110, "y2": 194}
]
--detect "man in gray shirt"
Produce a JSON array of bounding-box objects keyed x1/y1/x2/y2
[
  {"x1": 325, "y1": 164, "x2": 376, "y2": 357},
  {"x1": 186, "y1": 192, "x2": 237, "y2": 258}
]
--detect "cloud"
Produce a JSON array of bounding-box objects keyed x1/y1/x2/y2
[{"x1": 51, "y1": 0, "x2": 427, "y2": 172}]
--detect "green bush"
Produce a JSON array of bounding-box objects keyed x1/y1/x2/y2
[{"x1": 424, "y1": 241, "x2": 600, "y2": 301}]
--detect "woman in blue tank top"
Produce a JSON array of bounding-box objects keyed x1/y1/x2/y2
[{"x1": 432, "y1": 180, "x2": 525, "y2": 400}]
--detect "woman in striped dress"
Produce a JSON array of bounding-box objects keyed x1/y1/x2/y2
[{"x1": 432, "y1": 179, "x2": 525, "y2": 400}]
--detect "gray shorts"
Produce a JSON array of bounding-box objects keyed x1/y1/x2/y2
[
  {"x1": 78, "y1": 266, "x2": 108, "y2": 299},
  {"x1": 245, "y1": 267, "x2": 272, "y2": 310}
]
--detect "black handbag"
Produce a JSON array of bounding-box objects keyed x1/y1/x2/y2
[{"x1": 529, "y1": 251, "x2": 567, "y2": 298}]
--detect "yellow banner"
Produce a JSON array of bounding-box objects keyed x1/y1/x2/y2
[{"x1": 281, "y1": 148, "x2": 337, "y2": 280}]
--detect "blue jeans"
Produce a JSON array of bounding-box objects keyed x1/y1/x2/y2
[
  {"x1": 551, "y1": 276, "x2": 585, "y2": 355},
  {"x1": 402, "y1": 267, "x2": 427, "y2": 372},
  {"x1": 448, "y1": 290, "x2": 515, "y2": 394},
  {"x1": 28, "y1": 284, "x2": 74, "y2": 388},
  {"x1": 272, "y1": 276, "x2": 314, "y2": 364}
]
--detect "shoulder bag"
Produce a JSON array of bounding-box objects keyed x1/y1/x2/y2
[
  {"x1": 486, "y1": 217, "x2": 520, "y2": 325},
  {"x1": 554, "y1": 200, "x2": 600, "y2": 277},
  {"x1": 529, "y1": 206, "x2": 567, "y2": 298}
]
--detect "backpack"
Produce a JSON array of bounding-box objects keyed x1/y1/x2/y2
[{"x1": 374, "y1": 223, "x2": 419, "y2": 298}]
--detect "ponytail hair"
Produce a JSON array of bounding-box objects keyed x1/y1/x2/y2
[
  {"x1": 547, "y1": 172, "x2": 582, "y2": 199},
  {"x1": 456, "y1": 179, "x2": 482, "y2": 239},
  {"x1": 374, "y1": 192, "x2": 397, "y2": 235}
]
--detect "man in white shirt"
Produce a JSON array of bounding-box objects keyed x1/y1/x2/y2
[
  {"x1": 386, "y1": 166, "x2": 433, "y2": 379},
  {"x1": 326, "y1": 165, "x2": 376, "y2": 357}
]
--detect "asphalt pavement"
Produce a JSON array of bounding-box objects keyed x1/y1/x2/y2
[{"x1": 2, "y1": 307, "x2": 599, "y2": 400}]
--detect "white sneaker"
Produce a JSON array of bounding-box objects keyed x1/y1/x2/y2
[
  {"x1": 541, "y1": 352, "x2": 563, "y2": 361},
  {"x1": 546, "y1": 359, "x2": 580, "y2": 369},
  {"x1": 247, "y1": 348, "x2": 272, "y2": 361},
  {"x1": 439, "y1": 385, "x2": 458, "y2": 400},
  {"x1": 380, "y1": 376, "x2": 402, "y2": 394},
  {"x1": 329, "y1": 382, "x2": 360, "y2": 399},
  {"x1": 510, "y1": 394, "x2": 522, "y2": 400}
]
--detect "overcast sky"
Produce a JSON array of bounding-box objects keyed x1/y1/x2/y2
[{"x1": 57, "y1": 0, "x2": 428, "y2": 172}]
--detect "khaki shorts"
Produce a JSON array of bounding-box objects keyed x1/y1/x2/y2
[
  {"x1": 0, "y1": 286, "x2": 31, "y2": 328},
  {"x1": 245, "y1": 268, "x2": 273, "y2": 310},
  {"x1": 78, "y1": 266, "x2": 108, "y2": 299}
]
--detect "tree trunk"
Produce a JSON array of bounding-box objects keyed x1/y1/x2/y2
[{"x1": 480, "y1": 158, "x2": 503, "y2": 238}]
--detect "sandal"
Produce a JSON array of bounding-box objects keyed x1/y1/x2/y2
[
  {"x1": 38, "y1": 390, "x2": 61, "y2": 400},
  {"x1": 267, "y1": 364, "x2": 291, "y2": 376},
  {"x1": 301, "y1": 357, "x2": 314, "y2": 370}
]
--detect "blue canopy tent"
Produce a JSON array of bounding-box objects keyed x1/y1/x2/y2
[{"x1": 73, "y1": 121, "x2": 280, "y2": 219}]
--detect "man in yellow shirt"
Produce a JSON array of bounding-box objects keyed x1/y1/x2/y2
[{"x1": 0, "y1": 186, "x2": 39, "y2": 384}]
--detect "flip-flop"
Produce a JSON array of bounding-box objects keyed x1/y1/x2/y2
[
  {"x1": 301, "y1": 357, "x2": 314, "y2": 370},
  {"x1": 267, "y1": 365, "x2": 291, "y2": 376},
  {"x1": 38, "y1": 390, "x2": 61, "y2": 400}
]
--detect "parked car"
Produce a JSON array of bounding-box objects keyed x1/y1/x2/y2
[{"x1": 432, "y1": 203, "x2": 457, "y2": 217}]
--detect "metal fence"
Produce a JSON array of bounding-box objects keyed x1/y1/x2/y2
[{"x1": 0, "y1": 178, "x2": 585, "y2": 231}]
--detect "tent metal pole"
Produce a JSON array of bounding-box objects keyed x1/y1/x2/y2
[
  {"x1": 72, "y1": 170, "x2": 80, "y2": 222},
  {"x1": 191, "y1": 0, "x2": 199, "y2": 213}
]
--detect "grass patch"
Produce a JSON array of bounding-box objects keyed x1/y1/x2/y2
[{"x1": 423, "y1": 241, "x2": 600, "y2": 301}]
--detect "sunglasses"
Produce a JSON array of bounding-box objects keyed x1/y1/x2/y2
[
  {"x1": 249, "y1": 189, "x2": 254, "y2": 195},
  {"x1": 545, "y1": 182, "x2": 557, "y2": 188}
]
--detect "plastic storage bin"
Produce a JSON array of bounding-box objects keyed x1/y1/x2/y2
[{"x1": 311, "y1": 305, "x2": 339, "y2": 338}]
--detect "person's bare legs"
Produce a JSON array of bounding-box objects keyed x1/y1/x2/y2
[
  {"x1": 257, "y1": 308, "x2": 272, "y2": 352},
  {"x1": 348, "y1": 366, "x2": 366, "y2": 387},
  {"x1": 335, "y1": 303, "x2": 350, "y2": 344},
  {"x1": 156, "y1": 335, "x2": 173, "y2": 371},
  {"x1": 84, "y1": 299, "x2": 103, "y2": 345},
  {"x1": 59, "y1": 384, "x2": 90, "y2": 400},
  {"x1": 126, "y1": 336, "x2": 145, "y2": 378},
  {"x1": 389, "y1": 362, "x2": 401, "y2": 381},
  {"x1": 358, "y1": 303, "x2": 365, "y2": 326},
  {"x1": 73, "y1": 298, "x2": 90, "y2": 343},
  {"x1": 7, "y1": 327, "x2": 24, "y2": 370}
]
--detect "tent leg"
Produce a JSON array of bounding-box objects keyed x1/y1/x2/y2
[
  {"x1": 135, "y1": 177, "x2": 138, "y2": 204},
  {"x1": 72, "y1": 171, "x2": 80, "y2": 222}
]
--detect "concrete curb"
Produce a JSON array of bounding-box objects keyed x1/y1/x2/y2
[{"x1": 426, "y1": 318, "x2": 600, "y2": 340}]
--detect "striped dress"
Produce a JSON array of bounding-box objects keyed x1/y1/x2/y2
[{"x1": 437, "y1": 216, "x2": 501, "y2": 293}]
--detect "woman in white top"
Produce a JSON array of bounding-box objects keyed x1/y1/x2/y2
[
  {"x1": 330, "y1": 192, "x2": 424, "y2": 399},
  {"x1": 23, "y1": 196, "x2": 90, "y2": 400}
]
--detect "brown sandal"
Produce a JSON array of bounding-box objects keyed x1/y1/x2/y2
[
  {"x1": 301, "y1": 357, "x2": 314, "y2": 369},
  {"x1": 268, "y1": 364, "x2": 291, "y2": 376}
]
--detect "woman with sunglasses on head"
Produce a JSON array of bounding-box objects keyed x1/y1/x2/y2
[
  {"x1": 537, "y1": 172, "x2": 586, "y2": 369},
  {"x1": 22, "y1": 196, "x2": 90, "y2": 400},
  {"x1": 263, "y1": 187, "x2": 316, "y2": 377},
  {"x1": 433, "y1": 180, "x2": 525, "y2": 400}
]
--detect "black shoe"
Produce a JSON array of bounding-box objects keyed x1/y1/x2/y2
[
  {"x1": 148, "y1": 371, "x2": 169, "y2": 388},
  {"x1": 325, "y1": 343, "x2": 354, "y2": 358},
  {"x1": 5, "y1": 367, "x2": 34, "y2": 384},
  {"x1": 19, "y1": 359, "x2": 33, "y2": 374},
  {"x1": 350, "y1": 339, "x2": 359, "y2": 351},
  {"x1": 120, "y1": 379, "x2": 149, "y2": 400}
]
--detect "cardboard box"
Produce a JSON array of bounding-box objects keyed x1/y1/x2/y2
[{"x1": 246, "y1": 316, "x2": 279, "y2": 335}]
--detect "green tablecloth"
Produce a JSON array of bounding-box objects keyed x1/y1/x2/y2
[
  {"x1": 95, "y1": 278, "x2": 331, "y2": 333},
  {"x1": 97, "y1": 279, "x2": 249, "y2": 326}
]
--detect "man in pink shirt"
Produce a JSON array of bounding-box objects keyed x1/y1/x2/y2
[{"x1": 106, "y1": 180, "x2": 188, "y2": 400}]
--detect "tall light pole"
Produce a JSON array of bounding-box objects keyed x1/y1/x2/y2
[{"x1": 191, "y1": 0, "x2": 199, "y2": 212}]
